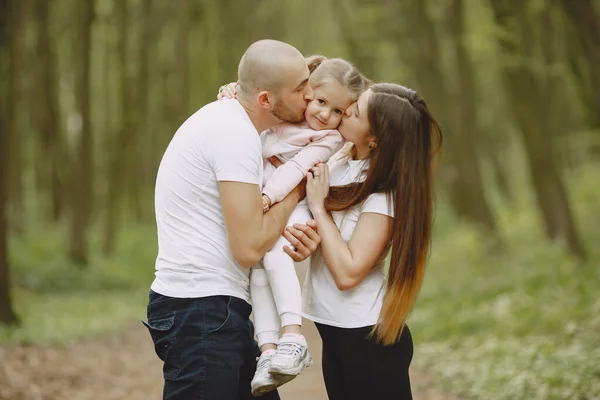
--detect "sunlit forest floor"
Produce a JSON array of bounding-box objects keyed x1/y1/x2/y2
[
  {"x1": 1, "y1": 164, "x2": 599, "y2": 399},
  {"x1": 0, "y1": 266, "x2": 456, "y2": 400}
]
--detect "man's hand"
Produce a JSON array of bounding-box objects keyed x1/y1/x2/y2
[{"x1": 282, "y1": 220, "x2": 320, "y2": 262}]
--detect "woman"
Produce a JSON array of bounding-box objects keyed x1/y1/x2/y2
[{"x1": 283, "y1": 83, "x2": 443, "y2": 399}]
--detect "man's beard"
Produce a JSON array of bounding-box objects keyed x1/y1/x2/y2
[{"x1": 271, "y1": 97, "x2": 305, "y2": 124}]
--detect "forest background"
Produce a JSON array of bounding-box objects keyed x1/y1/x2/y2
[{"x1": 1, "y1": 0, "x2": 599, "y2": 399}]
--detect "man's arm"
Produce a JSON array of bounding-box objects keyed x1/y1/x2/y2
[{"x1": 219, "y1": 181, "x2": 303, "y2": 268}]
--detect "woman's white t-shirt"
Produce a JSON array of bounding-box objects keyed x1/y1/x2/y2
[{"x1": 302, "y1": 150, "x2": 393, "y2": 328}]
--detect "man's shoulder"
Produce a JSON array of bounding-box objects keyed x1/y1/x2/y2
[{"x1": 198, "y1": 99, "x2": 254, "y2": 131}]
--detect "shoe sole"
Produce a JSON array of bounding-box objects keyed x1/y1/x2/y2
[
  {"x1": 252, "y1": 382, "x2": 279, "y2": 397},
  {"x1": 269, "y1": 354, "x2": 313, "y2": 376},
  {"x1": 251, "y1": 375, "x2": 297, "y2": 397}
]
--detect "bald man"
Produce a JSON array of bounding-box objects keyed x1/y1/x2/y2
[{"x1": 144, "y1": 40, "x2": 318, "y2": 399}]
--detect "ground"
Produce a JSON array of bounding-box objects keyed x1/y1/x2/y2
[
  {"x1": 0, "y1": 260, "x2": 463, "y2": 400},
  {"x1": 0, "y1": 319, "x2": 461, "y2": 400}
]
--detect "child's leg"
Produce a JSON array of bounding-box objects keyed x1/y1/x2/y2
[
  {"x1": 250, "y1": 266, "x2": 298, "y2": 395},
  {"x1": 250, "y1": 266, "x2": 280, "y2": 351},
  {"x1": 262, "y1": 202, "x2": 312, "y2": 333},
  {"x1": 263, "y1": 202, "x2": 313, "y2": 376}
]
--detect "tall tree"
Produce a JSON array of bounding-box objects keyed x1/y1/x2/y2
[
  {"x1": 560, "y1": 0, "x2": 600, "y2": 131},
  {"x1": 69, "y1": 0, "x2": 95, "y2": 264},
  {"x1": 35, "y1": 0, "x2": 65, "y2": 222},
  {"x1": 399, "y1": 0, "x2": 496, "y2": 230},
  {"x1": 6, "y1": 0, "x2": 25, "y2": 234},
  {"x1": 447, "y1": 0, "x2": 496, "y2": 231},
  {"x1": 334, "y1": 0, "x2": 380, "y2": 79},
  {"x1": 0, "y1": 0, "x2": 20, "y2": 326},
  {"x1": 103, "y1": 0, "x2": 129, "y2": 254},
  {"x1": 490, "y1": 0, "x2": 586, "y2": 259},
  {"x1": 177, "y1": 0, "x2": 190, "y2": 123},
  {"x1": 131, "y1": 0, "x2": 153, "y2": 222}
]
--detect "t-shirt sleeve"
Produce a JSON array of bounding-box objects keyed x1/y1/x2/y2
[
  {"x1": 206, "y1": 126, "x2": 262, "y2": 185},
  {"x1": 361, "y1": 192, "x2": 394, "y2": 217}
]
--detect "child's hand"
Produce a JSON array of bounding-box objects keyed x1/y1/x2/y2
[
  {"x1": 217, "y1": 82, "x2": 238, "y2": 100},
  {"x1": 262, "y1": 194, "x2": 272, "y2": 213}
]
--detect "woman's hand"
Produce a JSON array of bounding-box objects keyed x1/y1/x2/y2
[
  {"x1": 217, "y1": 82, "x2": 237, "y2": 100},
  {"x1": 306, "y1": 163, "x2": 330, "y2": 216},
  {"x1": 282, "y1": 220, "x2": 321, "y2": 262}
]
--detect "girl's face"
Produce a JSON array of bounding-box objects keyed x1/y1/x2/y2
[
  {"x1": 338, "y1": 89, "x2": 373, "y2": 147},
  {"x1": 304, "y1": 81, "x2": 354, "y2": 130}
]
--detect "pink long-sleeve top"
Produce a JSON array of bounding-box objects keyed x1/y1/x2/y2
[{"x1": 261, "y1": 122, "x2": 345, "y2": 204}]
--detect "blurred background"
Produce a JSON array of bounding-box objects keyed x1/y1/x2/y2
[{"x1": 0, "y1": 0, "x2": 599, "y2": 399}]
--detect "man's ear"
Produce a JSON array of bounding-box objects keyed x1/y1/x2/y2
[{"x1": 256, "y1": 90, "x2": 273, "y2": 109}]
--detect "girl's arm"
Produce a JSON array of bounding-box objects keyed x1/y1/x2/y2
[
  {"x1": 305, "y1": 163, "x2": 392, "y2": 291},
  {"x1": 262, "y1": 130, "x2": 344, "y2": 206}
]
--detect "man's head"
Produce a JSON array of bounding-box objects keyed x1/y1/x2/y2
[{"x1": 237, "y1": 40, "x2": 314, "y2": 128}]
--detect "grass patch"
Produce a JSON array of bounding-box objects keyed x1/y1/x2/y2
[
  {"x1": 409, "y1": 164, "x2": 600, "y2": 399},
  {"x1": 0, "y1": 224, "x2": 156, "y2": 345}
]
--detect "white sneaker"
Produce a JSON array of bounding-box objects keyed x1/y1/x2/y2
[
  {"x1": 251, "y1": 350, "x2": 296, "y2": 397},
  {"x1": 268, "y1": 334, "x2": 313, "y2": 376}
]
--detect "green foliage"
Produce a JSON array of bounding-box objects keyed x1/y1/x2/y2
[
  {"x1": 409, "y1": 162, "x2": 600, "y2": 399},
  {"x1": 0, "y1": 225, "x2": 156, "y2": 345}
]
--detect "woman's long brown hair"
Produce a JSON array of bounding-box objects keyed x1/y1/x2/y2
[{"x1": 325, "y1": 83, "x2": 443, "y2": 345}]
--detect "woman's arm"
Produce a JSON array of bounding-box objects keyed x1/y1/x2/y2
[
  {"x1": 306, "y1": 163, "x2": 392, "y2": 291},
  {"x1": 312, "y1": 209, "x2": 392, "y2": 291}
]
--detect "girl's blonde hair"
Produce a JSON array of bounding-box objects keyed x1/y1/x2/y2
[{"x1": 306, "y1": 55, "x2": 371, "y2": 101}]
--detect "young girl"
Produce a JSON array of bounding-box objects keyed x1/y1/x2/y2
[{"x1": 218, "y1": 56, "x2": 371, "y2": 395}]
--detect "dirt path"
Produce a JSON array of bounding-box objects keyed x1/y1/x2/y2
[
  {"x1": 0, "y1": 263, "x2": 460, "y2": 400},
  {"x1": 0, "y1": 320, "x2": 458, "y2": 400}
]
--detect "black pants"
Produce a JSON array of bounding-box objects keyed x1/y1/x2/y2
[
  {"x1": 143, "y1": 290, "x2": 280, "y2": 400},
  {"x1": 315, "y1": 322, "x2": 413, "y2": 400}
]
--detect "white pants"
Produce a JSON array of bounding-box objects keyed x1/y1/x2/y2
[{"x1": 251, "y1": 200, "x2": 311, "y2": 347}]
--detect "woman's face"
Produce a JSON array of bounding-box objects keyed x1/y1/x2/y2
[{"x1": 338, "y1": 89, "x2": 373, "y2": 146}]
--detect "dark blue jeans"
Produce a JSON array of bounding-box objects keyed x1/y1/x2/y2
[{"x1": 143, "y1": 290, "x2": 280, "y2": 400}]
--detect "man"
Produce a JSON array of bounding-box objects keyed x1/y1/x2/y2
[{"x1": 144, "y1": 40, "x2": 320, "y2": 399}]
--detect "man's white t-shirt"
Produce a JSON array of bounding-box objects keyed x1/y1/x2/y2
[
  {"x1": 151, "y1": 99, "x2": 262, "y2": 302},
  {"x1": 302, "y1": 150, "x2": 394, "y2": 328}
]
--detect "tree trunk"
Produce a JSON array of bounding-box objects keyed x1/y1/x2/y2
[
  {"x1": 560, "y1": 0, "x2": 600, "y2": 131},
  {"x1": 0, "y1": 113, "x2": 18, "y2": 325},
  {"x1": 447, "y1": 0, "x2": 496, "y2": 231},
  {"x1": 130, "y1": 0, "x2": 153, "y2": 223},
  {"x1": 6, "y1": 0, "x2": 25, "y2": 235},
  {"x1": 35, "y1": 0, "x2": 64, "y2": 222},
  {"x1": 0, "y1": 0, "x2": 20, "y2": 326},
  {"x1": 69, "y1": 0, "x2": 95, "y2": 264},
  {"x1": 402, "y1": 1, "x2": 496, "y2": 230},
  {"x1": 334, "y1": 0, "x2": 379, "y2": 79},
  {"x1": 490, "y1": 0, "x2": 586, "y2": 259},
  {"x1": 103, "y1": 0, "x2": 129, "y2": 254},
  {"x1": 177, "y1": 0, "x2": 190, "y2": 123}
]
